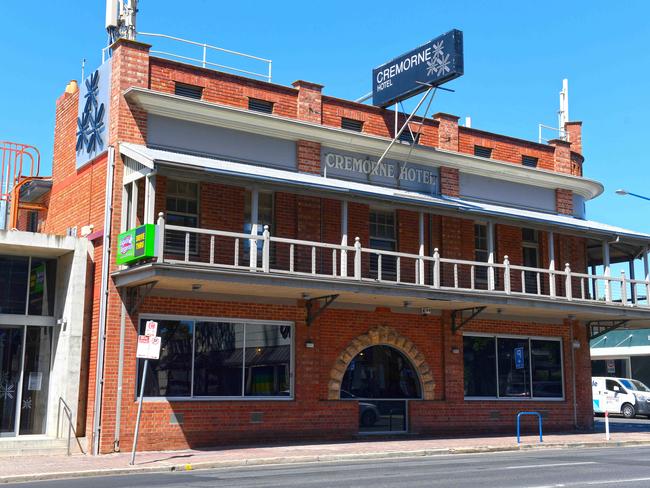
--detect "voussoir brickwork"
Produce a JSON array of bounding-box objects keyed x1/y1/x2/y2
[{"x1": 327, "y1": 325, "x2": 435, "y2": 400}]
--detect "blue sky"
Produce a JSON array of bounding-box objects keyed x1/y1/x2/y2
[{"x1": 1, "y1": 0, "x2": 649, "y2": 233}]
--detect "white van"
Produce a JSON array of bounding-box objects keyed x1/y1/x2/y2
[{"x1": 592, "y1": 376, "x2": 650, "y2": 419}]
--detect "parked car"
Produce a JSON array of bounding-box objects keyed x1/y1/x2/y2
[
  {"x1": 592, "y1": 376, "x2": 650, "y2": 419},
  {"x1": 340, "y1": 389, "x2": 381, "y2": 427}
]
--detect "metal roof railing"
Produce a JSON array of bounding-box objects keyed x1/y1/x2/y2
[{"x1": 103, "y1": 32, "x2": 272, "y2": 83}]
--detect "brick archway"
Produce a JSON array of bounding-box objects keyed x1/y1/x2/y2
[{"x1": 327, "y1": 325, "x2": 435, "y2": 400}]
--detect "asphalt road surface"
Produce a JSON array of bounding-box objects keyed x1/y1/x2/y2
[{"x1": 14, "y1": 445, "x2": 650, "y2": 488}]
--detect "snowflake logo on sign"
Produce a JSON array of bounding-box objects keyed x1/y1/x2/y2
[{"x1": 427, "y1": 40, "x2": 451, "y2": 77}]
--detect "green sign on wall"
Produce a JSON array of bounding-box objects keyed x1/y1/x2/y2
[{"x1": 116, "y1": 224, "x2": 157, "y2": 265}]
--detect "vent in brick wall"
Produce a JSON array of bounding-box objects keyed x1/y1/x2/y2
[
  {"x1": 341, "y1": 118, "x2": 363, "y2": 132},
  {"x1": 398, "y1": 129, "x2": 420, "y2": 144},
  {"x1": 248, "y1": 98, "x2": 274, "y2": 114},
  {"x1": 250, "y1": 412, "x2": 264, "y2": 423},
  {"x1": 522, "y1": 155, "x2": 538, "y2": 168},
  {"x1": 474, "y1": 145, "x2": 492, "y2": 158},
  {"x1": 174, "y1": 82, "x2": 203, "y2": 100}
]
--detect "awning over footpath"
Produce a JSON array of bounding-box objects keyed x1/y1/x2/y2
[{"x1": 120, "y1": 143, "x2": 650, "y2": 248}]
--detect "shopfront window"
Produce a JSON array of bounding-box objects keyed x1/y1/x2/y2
[
  {"x1": 463, "y1": 334, "x2": 563, "y2": 400},
  {"x1": 0, "y1": 256, "x2": 56, "y2": 316},
  {"x1": 138, "y1": 318, "x2": 292, "y2": 399}
]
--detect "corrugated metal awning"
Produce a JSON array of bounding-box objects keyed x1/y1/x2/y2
[{"x1": 119, "y1": 143, "x2": 650, "y2": 245}]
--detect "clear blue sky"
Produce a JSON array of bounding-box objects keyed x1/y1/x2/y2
[{"x1": 1, "y1": 0, "x2": 649, "y2": 233}]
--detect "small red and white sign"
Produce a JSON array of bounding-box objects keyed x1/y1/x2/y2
[
  {"x1": 144, "y1": 320, "x2": 158, "y2": 337},
  {"x1": 136, "y1": 335, "x2": 161, "y2": 360}
]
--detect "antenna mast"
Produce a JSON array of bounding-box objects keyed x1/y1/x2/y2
[
  {"x1": 106, "y1": 0, "x2": 138, "y2": 45},
  {"x1": 558, "y1": 78, "x2": 569, "y2": 140}
]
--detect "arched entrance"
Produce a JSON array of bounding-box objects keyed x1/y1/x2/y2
[{"x1": 340, "y1": 343, "x2": 424, "y2": 433}]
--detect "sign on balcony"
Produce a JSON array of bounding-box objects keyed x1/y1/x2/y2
[
  {"x1": 321, "y1": 148, "x2": 438, "y2": 194},
  {"x1": 372, "y1": 29, "x2": 464, "y2": 107},
  {"x1": 116, "y1": 224, "x2": 157, "y2": 265}
]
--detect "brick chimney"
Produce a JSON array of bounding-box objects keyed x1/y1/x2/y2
[
  {"x1": 548, "y1": 138, "x2": 572, "y2": 175},
  {"x1": 565, "y1": 121, "x2": 582, "y2": 154},
  {"x1": 434, "y1": 113, "x2": 460, "y2": 197},
  {"x1": 292, "y1": 80, "x2": 324, "y2": 174}
]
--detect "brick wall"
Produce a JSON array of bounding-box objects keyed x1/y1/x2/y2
[
  {"x1": 102, "y1": 295, "x2": 592, "y2": 452},
  {"x1": 556, "y1": 189, "x2": 574, "y2": 215}
]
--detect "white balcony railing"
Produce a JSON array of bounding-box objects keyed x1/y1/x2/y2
[{"x1": 154, "y1": 214, "x2": 650, "y2": 309}]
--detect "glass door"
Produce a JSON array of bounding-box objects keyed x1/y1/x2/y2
[
  {"x1": 19, "y1": 327, "x2": 52, "y2": 435},
  {"x1": 0, "y1": 327, "x2": 24, "y2": 437}
]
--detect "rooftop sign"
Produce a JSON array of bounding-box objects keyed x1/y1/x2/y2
[{"x1": 372, "y1": 29, "x2": 464, "y2": 108}]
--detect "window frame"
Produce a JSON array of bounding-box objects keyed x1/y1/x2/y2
[
  {"x1": 463, "y1": 332, "x2": 564, "y2": 401},
  {"x1": 243, "y1": 188, "x2": 275, "y2": 265},
  {"x1": 474, "y1": 223, "x2": 489, "y2": 285},
  {"x1": 165, "y1": 179, "x2": 200, "y2": 255},
  {"x1": 137, "y1": 314, "x2": 295, "y2": 402},
  {"x1": 369, "y1": 208, "x2": 398, "y2": 278}
]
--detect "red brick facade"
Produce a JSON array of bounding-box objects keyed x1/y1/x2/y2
[{"x1": 40, "y1": 39, "x2": 600, "y2": 454}]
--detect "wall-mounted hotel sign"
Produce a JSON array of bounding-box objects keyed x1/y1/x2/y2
[
  {"x1": 321, "y1": 148, "x2": 438, "y2": 194},
  {"x1": 372, "y1": 29, "x2": 464, "y2": 107}
]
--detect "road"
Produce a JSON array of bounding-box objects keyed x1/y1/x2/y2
[{"x1": 14, "y1": 445, "x2": 650, "y2": 488}]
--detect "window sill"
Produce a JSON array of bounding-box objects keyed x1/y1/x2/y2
[
  {"x1": 464, "y1": 396, "x2": 565, "y2": 402},
  {"x1": 138, "y1": 396, "x2": 295, "y2": 403}
]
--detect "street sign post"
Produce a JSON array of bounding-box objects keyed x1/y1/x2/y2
[{"x1": 130, "y1": 322, "x2": 161, "y2": 465}]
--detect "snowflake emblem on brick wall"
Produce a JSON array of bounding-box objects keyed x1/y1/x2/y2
[
  {"x1": 76, "y1": 69, "x2": 106, "y2": 155},
  {"x1": 426, "y1": 40, "x2": 451, "y2": 77}
]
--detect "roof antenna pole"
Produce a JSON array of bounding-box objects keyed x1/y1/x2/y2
[
  {"x1": 106, "y1": 0, "x2": 138, "y2": 45},
  {"x1": 558, "y1": 78, "x2": 569, "y2": 140}
]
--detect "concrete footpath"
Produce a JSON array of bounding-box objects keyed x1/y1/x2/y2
[{"x1": 2, "y1": 429, "x2": 650, "y2": 484}]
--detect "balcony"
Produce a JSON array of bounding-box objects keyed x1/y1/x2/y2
[{"x1": 111, "y1": 215, "x2": 650, "y2": 324}]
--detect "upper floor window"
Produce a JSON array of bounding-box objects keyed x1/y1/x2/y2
[
  {"x1": 166, "y1": 179, "x2": 199, "y2": 254},
  {"x1": 0, "y1": 255, "x2": 56, "y2": 316},
  {"x1": 248, "y1": 98, "x2": 274, "y2": 114},
  {"x1": 522, "y1": 155, "x2": 538, "y2": 168},
  {"x1": 474, "y1": 145, "x2": 492, "y2": 158},
  {"x1": 174, "y1": 82, "x2": 203, "y2": 100},
  {"x1": 244, "y1": 189, "x2": 274, "y2": 264},
  {"x1": 474, "y1": 223, "x2": 489, "y2": 285},
  {"x1": 369, "y1": 209, "x2": 397, "y2": 278},
  {"x1": 341, "y1": 118, "x2": 363, "y2": 132},
  {"x1": 522, "y1": 228, "x2": 539, "y2": 293}
]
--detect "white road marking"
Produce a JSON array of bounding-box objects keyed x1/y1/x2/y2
[
  {"x1": 506, "y1": 462, "x2": 597, "y2": 470},
  {"x1": 527, "y1": 476, "x2": 650, "y2": 487}
]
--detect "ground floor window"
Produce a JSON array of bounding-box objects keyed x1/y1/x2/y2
[
  {"x1": 463, "y1": 334, "x2": 563, "y2": 399},
  {"x1": 137, "y1": 317, "x2": 293, "y2": 399}
]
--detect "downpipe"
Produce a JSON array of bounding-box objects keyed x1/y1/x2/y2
[{"x1": 92, "y1": 146, "x2": 116, "y2": 455}]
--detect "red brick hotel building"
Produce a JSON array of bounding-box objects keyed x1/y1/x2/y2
[{"x1": 38, "y1": 38, "x2": 650, "y2": 454}]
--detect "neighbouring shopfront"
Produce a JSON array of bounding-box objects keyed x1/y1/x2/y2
[{"x1": 0, "y1": 255, "x2": 56, "y2": 436}]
